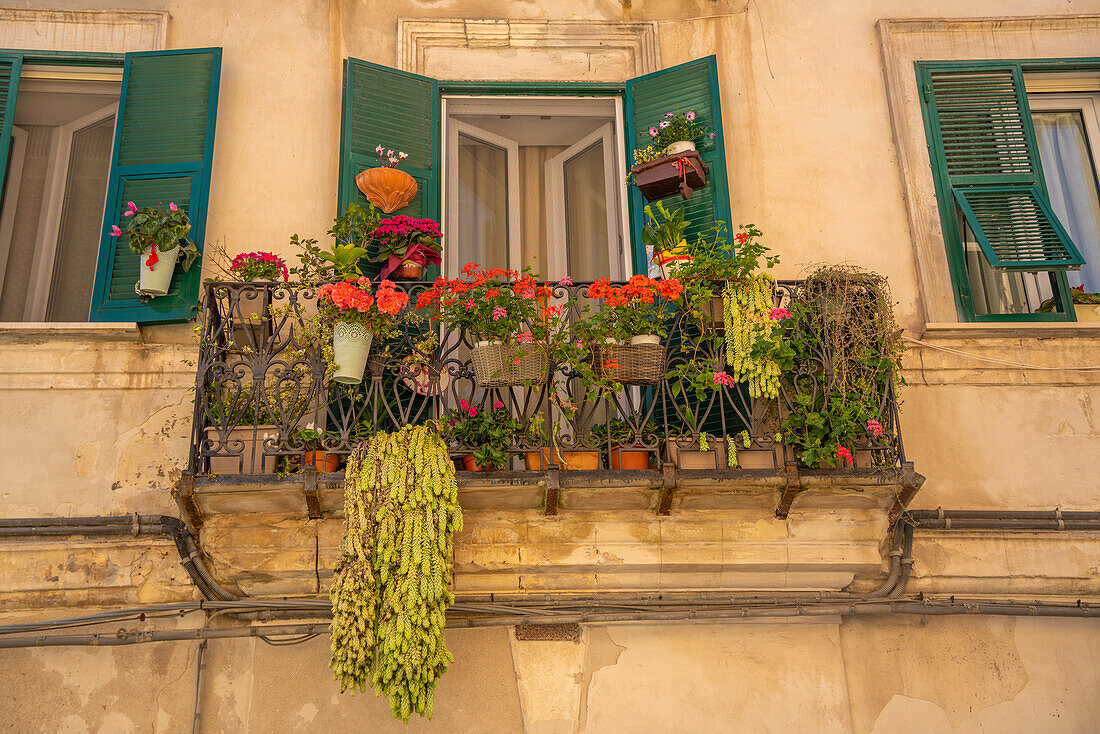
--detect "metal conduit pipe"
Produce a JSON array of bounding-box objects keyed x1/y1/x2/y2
[
  {"x1": 0, "y1": 599, "x2": 1094, "y2": 649},
  {"x1": 0, "y1": 516, "x2": 239, "y2": 602},
  {"x1": 906, "y1": 509, "x2": 1100, "y2": 522}
]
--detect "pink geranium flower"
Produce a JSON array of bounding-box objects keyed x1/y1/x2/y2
[{"x1": 713, "y1": 371, "x2": 736, "y2": 387}]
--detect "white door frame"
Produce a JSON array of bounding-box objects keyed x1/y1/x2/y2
[
  {"x1": 544, "y1": 122, "x2": 624, "y2": 281},
  {"x1": 22, "y1": 101, "x2": 117, "y2": 321},
  {"x1": 444, "y1": 116, "x2": 521, "y2": 276}
]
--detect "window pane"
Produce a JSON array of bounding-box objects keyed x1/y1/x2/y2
[
  {"x1": 47, "y1": 115, "x2": 114, "y2": 321},
  {"x1": 0, "y1": 126, "x2": 52, "y2": 320},
  {"x1": 456, "y1": 133, "x2": 508, "y2": 269},
  {"x1": 1033, "y1": 110, "x2": 1100, "y2": 292},
  {"x1": 564, "y1": 140, "x2": 609, "y2": 282}
]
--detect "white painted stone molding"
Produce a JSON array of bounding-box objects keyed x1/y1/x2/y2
[
  {"x1": 0, "y1": 8, "x2": 168, "y2": 53},
  {"x1": 398, "y1": 18, "x2": 660, "y2": 81}
]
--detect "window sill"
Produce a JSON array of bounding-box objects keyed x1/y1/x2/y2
[
  {"x1": 0, "y1": 322, "x2": 142, "y2": 343},
  {"x1": 920, "y1": 321, "x2": 1100, "y2": 340}
]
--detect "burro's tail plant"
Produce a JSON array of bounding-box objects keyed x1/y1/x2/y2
[{"x1": 329, "y1": 423, "x2": 462, "y2": 721}]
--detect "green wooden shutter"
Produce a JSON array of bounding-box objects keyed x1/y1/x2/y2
[
  {"x1": 339, "y1": 59, "x2": 439, "y2": 250},
  {"x1": 921, "y1": 63, "x2": 1084, "y2": 271},
  {"x1": 90, "y1": 48, "x2": 222, "y2": 322},
  {"x1": 0, "y1": 54, "x2": 23, "y2": 197},
  {"x1": 625, "y1": 56, "x2": 732, "y2": 275}
]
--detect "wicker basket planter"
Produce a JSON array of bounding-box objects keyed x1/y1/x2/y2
[
  {"x1": 594, "y1": 335, "x2": 666, "y2": 385},
  {"x1": 471, "y1": 341, "x2": 549, "y2": 387},
  {"x1": 631, "y1": 150, "x2": 709, "y2": 202}
]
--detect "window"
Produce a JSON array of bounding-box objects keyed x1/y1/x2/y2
[
  {"x1": 0, "y1": 48, "x2": 222, "y2": 324},
  {"x1": 337, "y1": 56, "x2": 731, "y2": 281},
  {"x1": 444, "y1": 97, "x2": 627, "y2": 280},
  {"x1": 918, "y1": 61, "x2": 1097, "y2": 322},
  {"x1": 0, "y1": 65, "x2": 120, "y2": 321}
]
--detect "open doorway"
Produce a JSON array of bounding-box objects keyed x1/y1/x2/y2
[{"x1": 443, "y1": 96, "x2": 628, "y2": 281}]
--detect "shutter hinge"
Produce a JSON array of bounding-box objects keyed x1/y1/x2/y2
[{"x1": 922, "y1": 83, "x2": 932, "y2": 102}]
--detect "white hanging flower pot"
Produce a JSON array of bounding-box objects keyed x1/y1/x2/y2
[
  {"x1": 665, "y1": 140, "x2": 696, "y2": 155},
  {"x1": 138, "y1": 245, "x2": 179, "y2": 296},
  {"x1": 332, "y1": 321, "x2": 374, "y2": 384}
]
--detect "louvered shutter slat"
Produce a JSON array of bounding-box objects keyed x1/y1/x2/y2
[
  {"x1": 625, "y1": 56, "x2": 731, "y2": 275},
  {"x1": 339, "y1": 59, "x2": 439, "y2": 280},
  {"x1": 90, "y1": 48, "x2": 222, "y2": 322},
  {"x1": 925, "y1": 65, "x2": 1084, "y2": 271},
  {"x1": 0, "y1": 54, "x2": 23, "y2": 197}
]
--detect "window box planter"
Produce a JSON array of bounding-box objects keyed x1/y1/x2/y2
[
  {"x1": 631, "y1": 150, "x2": 708, "y2": 202},
  {"x1": 665, "y1": 438, "x2": 728, "y2": 470}
]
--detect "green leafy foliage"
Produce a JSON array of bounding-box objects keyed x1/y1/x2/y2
[
  {"x1": 122, "y1": 202, "x2": 200, "y2": 272},
  {"x1": 329, "y1": 425, "x2": 462, "y2": 721},
  {"x1": 289, "y1": 203, "x2": 381, "y2": 283},
  {"x1": 641, "y1": 201, "x2": 689, "y2": 258},
  {"x1": 439, "y1": 402, "x2": 522, "y2": 469}
]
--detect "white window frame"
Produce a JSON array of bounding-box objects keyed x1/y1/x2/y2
[
  {"x1": 20, "y1": 100, "x2": 118, "y2": 321},
  {"x1": 544, "y1": 121, "x2": 624, "y2": 281},
  {"x1": 440, "y1": 95, "x2": 631, "y2": 279}
]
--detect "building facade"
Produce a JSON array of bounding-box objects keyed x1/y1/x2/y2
[{"x1": 1, "y1": 2, "x2": 1099, "y2": 732}]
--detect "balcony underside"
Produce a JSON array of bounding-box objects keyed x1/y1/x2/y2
[{"x1": 177, "y1": 468, "x2": 924, "y2": 597}]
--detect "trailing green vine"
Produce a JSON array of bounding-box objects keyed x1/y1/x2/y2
[
  {"x1": 329, "y1": 424, "x2": 462, "y2": 721},
  {"x1": 723, "y1": 273, "x2": 789, "y2": 399}
]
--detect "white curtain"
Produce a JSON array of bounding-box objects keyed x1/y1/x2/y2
[
  {"x1": 563, "y1": 140, "x2": 609, "y2": 282},
  {"x1": 456, "y1": 134, "x2": 508, "y2": 270},
  {"x1": 1034, "y1": 111, "x2": 1100, "y2": 292}
]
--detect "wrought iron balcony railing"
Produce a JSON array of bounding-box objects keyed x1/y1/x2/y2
[{"x1": 188, "y1": 280, "x2": 905, "y2": 476}]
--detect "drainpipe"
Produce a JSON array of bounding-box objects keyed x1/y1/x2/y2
[
  {"x1": 906, "y1": 508, "x2": 1100, "y2": 531},
  {"x1": 0, "y1": 515, "x2": 238, "y2": 602}
]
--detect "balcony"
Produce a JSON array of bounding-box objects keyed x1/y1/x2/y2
[{"x1": 180, "y1": 279, "x2": 918, "y2": 516}]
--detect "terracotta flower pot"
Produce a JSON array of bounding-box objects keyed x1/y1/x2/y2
[
  {"x1": 608, "y1": 446, "x2": 651, "y2": 470},
  {"x1": 304, "y1": 450, "x2": 341, "y2": 473},
  {"x1": 524, "y1": 448, "x2": 600, "y2": 470},
  {"x1": 462, "y1": 454, "x2": 499, "y2": 471},
  {"x1": 393, "y1": 261, "x2": 424, "y2": 280},
  {"x1": 356, "y1": 166, "x2": 418, "y2": 213}
]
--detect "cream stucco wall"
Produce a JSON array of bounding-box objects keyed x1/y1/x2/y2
[{"x1": 1, "y1": 2, "x2": 1099, "y2": 732}]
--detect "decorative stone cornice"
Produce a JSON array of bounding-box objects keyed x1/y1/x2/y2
[
  {"x1": 397, "y1": 18, "x2": 660, "y2": 80},
  {"x1": 0, "y1": 8, "x2": 168, "y2": 53}
]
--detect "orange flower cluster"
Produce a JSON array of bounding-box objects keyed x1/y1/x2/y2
[
  {"x1": 586, "y1": 275, "x2": 682, "y2": 307},
  {"x1": 319, "y1": 277, "x2": 408, "y2": 316}
]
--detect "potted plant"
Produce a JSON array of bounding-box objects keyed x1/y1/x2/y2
[
  {"x1": 356, "y1": 145, "x2": 417, "y2": 213},
  {"x1": 416, "y1": 264, "x2": 552, "y2": 387},
  {"x1": 583, "y1": 275, "x2": 683, "y2": 385},
  {"x1": 441, "y1": 399, "x2": 520, "y2": 471},
  {"x1": 629, "y1": 111, "x2": 714, "y2": 201},
  {"x1": 675, "y1": 223, "x2": 780, "y2": 326},
  {"x1": 642, "y1": 202, "x2": 692, "y2": 279},
  {"x1": 290, "y1": 424, "x2": 342, "y2": 473},
  {"x1": 110, "y1": 200, "x2": 200, "y2": 296},
  {"x1": 1037, "y1": 285, "x2": 1100, "y2": 321},
  {"x1": 229, "y1": 250, "x2": 289, "y2": 325},
  {"x1": 370, "y1": 215, "x2": 443, "y2": 280},
  {"x1": 665, "y1": 430, "x2": 732, "y2": 470},
  {"x1": 317, "y1": 278, "x2": 409, "y2": 384},
  {"x1": 592, "y1": 419, "x2": 657, "y2": 470}
]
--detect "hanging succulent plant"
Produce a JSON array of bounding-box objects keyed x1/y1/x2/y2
[{"x1": 329, "y1": 424, "x2": 462, "y2": 721}]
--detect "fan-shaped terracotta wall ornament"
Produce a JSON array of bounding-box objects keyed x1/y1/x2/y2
[{"x1": 356, "y1": 167, "x2": 418, "y2": 213}]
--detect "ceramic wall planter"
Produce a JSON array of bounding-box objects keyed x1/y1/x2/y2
[
  {"x1": 138, "y1": 244, "x2": 179, "y2": 295},
  {"x1": 332, "y1": 322, "x2": 374, "y2": 384},
  {"x1": 393, "y1": 261, "x2": 424, "y2": 280},
  {"x1": 356, "y1": 166, "x2": 418, "y2": 213},
  {"x1": 665, "y1": 140, "x2": 696, "y2": 155}
]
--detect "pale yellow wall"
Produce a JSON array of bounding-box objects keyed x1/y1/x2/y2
[{"x1": 2, "y1": 617, "x2": 1098, "y2": 733}]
